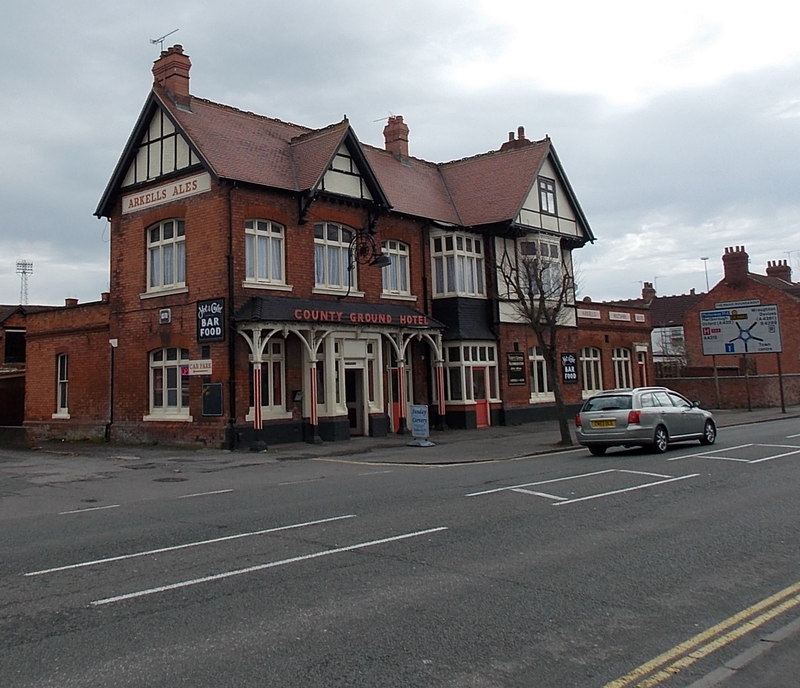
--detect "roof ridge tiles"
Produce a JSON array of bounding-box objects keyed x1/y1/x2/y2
[
  {"x1": 187, "y1": 94, "x2": 314, "y2": 134},
  {"x1": 440, "y1": 137, "x2": 549, "y2": 167}
]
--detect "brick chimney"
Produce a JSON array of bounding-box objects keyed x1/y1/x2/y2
[
  {"x1": 766, "y1": 259, "x2": 792, "y2": 283},
  {"x1": 722, "y1": 246, "x2": 749, "y2": 286},
  {"x1": 152, "y1": 45, "x2": 191, "y2": 99},
  {"x1": 383, "y1": 115, "x2": 409, "y2": 158},
  {"x1": 641, "y1": 281, "x2": 656, "y2": 303},
  {"x1": 500, "y1": 125, "x2": 531, "y2": 151}
]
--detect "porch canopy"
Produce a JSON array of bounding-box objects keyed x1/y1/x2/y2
[{"x1": 233, "y1": 295, "x2": 445, "y2": 433}]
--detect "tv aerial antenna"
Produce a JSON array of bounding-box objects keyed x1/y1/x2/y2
[{"x1": 150, "y1": 29, "x2": 179, "y2": 52}]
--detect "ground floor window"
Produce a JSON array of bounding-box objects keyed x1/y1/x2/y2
[
  {"x1": 248, "y1": 339, "x2": 288, "y2": 419},
  {"x1": 613, "y1": 347, "x2": 633, "y2": 389},
  {"x1": 580, "y1": 347, "x2": 603, "y2": 396},
  {"x1": 148, "y1": 347, "x2": 190, "y2": 417},
  {"x1": 528, "y1": 346, "x2": 553, "y2": 400},
  {"x1": 443, "y1": 342, "x2": 498, "y2": 402},
  {"x1": 54, "y1": 353, "x2": 69, "y2": 417}
]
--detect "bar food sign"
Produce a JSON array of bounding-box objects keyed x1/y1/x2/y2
[{"x1": 197, "y1": 298, "x2": 225, "y2": 343}]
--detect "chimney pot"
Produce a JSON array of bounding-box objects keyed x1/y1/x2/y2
[
  {"x1": 383, "y1": 115, "x2": 409, "y2": 158},
  {"x1": 152, "y1": 44, "x2": 192, "y2": 100},
  {"x1": 65, "y1": 298, "x2": 78, "y2": 308}
]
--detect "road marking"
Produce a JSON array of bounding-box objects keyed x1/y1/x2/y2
[
  {"x1": 466, "y1": 469, "x2": 617, "y2": 497},
  {"x1": 603, "y1": 581, "x2": 800, "y2": 688},
  {"x1": 90, "y1": 526, "x2": 448, "y2": 606},
  {"x1": 24, "y1": 514, "x2": 356, "y2": 577},
  {"x1": 667, "y1": 443, "x2": 754, "y2": 461},
  {"x1": 749, "y1": 448, "x2": 800, "y2": 463},
  {"x1": 511, "y1": 488, "x2": 568, "y2": 500},
  {"x1": 59, "y1": 504, "x2": 120, "y2": 515},
  {"x1": 177, "y1": 489, "x2": 234, "y2": 499},
  {"x1": 554, "y1": 474, "x2": 699, "y2": 506}
]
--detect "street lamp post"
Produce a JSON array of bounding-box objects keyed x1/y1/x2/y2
[{"x1": 700, "y1": 257, "x2": 709, "y2": 291}]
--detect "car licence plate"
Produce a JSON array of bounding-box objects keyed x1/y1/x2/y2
[{"x1": 591, "y1": 419, "x2": 616, "y2": 428}]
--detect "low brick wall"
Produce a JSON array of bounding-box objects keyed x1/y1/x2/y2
[{"x1": 655, "y1": 374, "x2": 800, "y2": 409}]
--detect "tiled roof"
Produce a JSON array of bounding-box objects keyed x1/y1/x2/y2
[
  {"x1": 749, "y1": 274, "x2": 800, "y2": 300},
  {"x1": 649, "y1": 293, "x2": 706, "y2": 327},
  {"x1": 106, "y1": 89, "x2": 590, "y2": 237},
  {"x1": 439, "y1": 142, "x2": 550, "y2": 227}
]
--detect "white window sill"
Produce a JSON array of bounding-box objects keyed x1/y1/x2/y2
[
  {"x1": 432, "y1": 293, "x2": 487, "y2": 300},
  {"x1": 143, "y1": 413, "x2": 193, "y2": 422},
  {"x1": 51, "y1": 412, "x2": 70, "y2": 419},
  {"x1": 313, "y1": 287, "x2": 364, "y2": 298},
  {"x1": 380, "y1": 292, "x2": 417, "y2": 302},
  {"x1": 245, "y1": 409, "x2": 293, "y2": 422},
  {"x1": 140, "y1": 286, "x2": 189, "y2": 300},
  {"x1": 529, "y1": 395, "x2": 556, "y2": 403},
  {"x1": 243, "y1": 281, "x2": 293, "y2": 292}
]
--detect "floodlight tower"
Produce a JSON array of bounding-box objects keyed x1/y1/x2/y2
[{"x1": 16, "y1": 260, "x2": 33, "y2": 305}]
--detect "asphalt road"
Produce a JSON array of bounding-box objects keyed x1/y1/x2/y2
[{"x1": 2, "y1": 419, "x2": 799, "y2": 687}]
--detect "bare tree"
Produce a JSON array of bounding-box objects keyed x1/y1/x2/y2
[{"x1": 496, "y1": 237, "x2": 576, "y2": 445}]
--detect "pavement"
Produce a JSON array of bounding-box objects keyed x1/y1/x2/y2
[{"x1": 13, "y1": 404, "x2": 800, "y2": 467}]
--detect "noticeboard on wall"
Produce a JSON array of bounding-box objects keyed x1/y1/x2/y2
[
  {"x1": 561, "y1": 352, "x2": 578, "y2": 384},
  {"x1": 202, "y1": 383, "x2": 224, "y2": 417},
  {"x1": 507, "y1": 352, "x2": 526, "y2": 385}
]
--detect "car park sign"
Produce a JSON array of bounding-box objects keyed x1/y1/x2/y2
[{"x1": 700, "y1": 304, "x2": 782, "y2": 355}]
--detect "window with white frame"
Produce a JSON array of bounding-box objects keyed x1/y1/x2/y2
[
  {"x1": 249, "y1": 339, "x2": 287, "y2": 417},
  {"x1": 580, "y1": 347, "x2": 603, "y2": 395},
  {"x1": 519, "y1": 237, "x2": 562, "y2": 297},
  {"x1": 55, "y1": 353, "x2": 69, "y2": 415},
  {"x1": 245, "y1": 219, "x2": 285, "y2": 285},
  {"x1": 314, "y1": 222, "x2": 354, "y2": 291},
  {"x1": 442, "y1": 343, "x2": 498, "y2": 402},
  {"x1": 431, "y1": 233, "x2": 485, "y2": 298},
  {"x1": 147, "y1": 219, "x2": 185, "y2": 291},
  {"x1": 381, "y1": 240, "x2": 410, "y2": 296},
  {"x1": 612, "y1": 347, "x2": 633, "y2": 389},
  {"x1": 538, "y1": 177, "x2": 557, "y2": 215},
  {"x1": 528, "y1": 346, "x2": 553, "y2": 398},
  {"x1": 149, "y1": 347, "x2": 190, "y2": 417}
]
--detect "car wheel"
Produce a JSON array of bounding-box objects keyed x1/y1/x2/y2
[
  {"x1": 652, "y1": 425, "x2": 669, "y2": 453},
  {"x1": 588, "y1": 445, "x2": 607, "y2": 456},
  {"x1": 700, "y1": 420, "x2": 716, "y2": 445}
]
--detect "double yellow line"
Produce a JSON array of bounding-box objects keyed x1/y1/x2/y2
[{"x1": 604, "y1": 580, "x2": 800, "y2": 687}]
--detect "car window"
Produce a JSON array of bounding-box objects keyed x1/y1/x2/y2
[
  {"x1": 640, "y1": 393, "x2": 657, "y2": 408},
  {"x1": 668, "y1": 392, "x2": 692, "y2": 409},
  {"x1": 584, "y1": 395, "x2": 632, "y2": 411},
  {"x1": 653, "y1": 391, "x2": 673, "y2": 406}
]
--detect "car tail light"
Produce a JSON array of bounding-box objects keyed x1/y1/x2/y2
[
  {"x1": 627, "y1": 410, "x2": 641, "y2": 425},
  {"x1": 575, "y1": 413, "x2": 582, "y2": 427}
]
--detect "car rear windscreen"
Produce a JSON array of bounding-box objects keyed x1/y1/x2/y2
[{"x1": 583, "y1": 395, "x2": 632, "y2": 411}]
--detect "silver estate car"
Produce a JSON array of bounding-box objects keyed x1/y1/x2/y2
[{"x1": 575, "y1": 387, "x2": 716, "y2": 456}]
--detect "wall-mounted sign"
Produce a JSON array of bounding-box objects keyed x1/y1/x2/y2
[
  {"x1": 197, "y1": 298, "x2": 225, "y2": 343},
  {"x1": 122, "y1": 172, "x2": 212, "y2": 214},
  {"x1": 561, "y1": 352, "x2": 578, "y2": 384},
  {"x1": 291, "y1": 308, "x2": 428, "y2": 327},
  {"x1": 159, "y1": 308, "x2": 171, "y2": 324},
  {"x1": 188, "y1": 359, "x2": 213, "y2": 376},
  {"x1": 507, "y1": 352, "x2": 526, "y2": 385}
]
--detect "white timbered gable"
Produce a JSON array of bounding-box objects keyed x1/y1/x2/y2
[
  {"x1": 319, "y1": 145, "x2": 374, "y2": 201},
  {"x1": 121, "y1": 109, "x2": 200, "y2": 187},
  {"x1": 515, "y1": 157, "x2": 582, "y2": 239}
]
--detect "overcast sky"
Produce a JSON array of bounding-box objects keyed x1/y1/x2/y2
[{"x1": 2, "y1": 0, "x2": 799, "y2": 306}]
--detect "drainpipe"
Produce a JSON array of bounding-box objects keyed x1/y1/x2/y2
[{"x1": 226, "y1": 182, "x2": 237, "y2": 448}]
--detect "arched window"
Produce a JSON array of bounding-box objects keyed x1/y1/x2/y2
[
  {"x1": 245, "y1": 219, "x2": 285, "y2": 285},
  {"x1": 147, "y1": 219, "x2": 185, "y2": 292},
  {"x1": 580, "y1": 347, "x2": 603, "y2": 395},
  {"x1": 148, "y1": 347, "x2": 190, "y2": 418},
  {"x1": 612, "y1": 348, "x2": 632, "y2": 389},
  {"x1": 314, "y1": 222, "x2": 354, "y2": 291}
]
